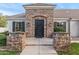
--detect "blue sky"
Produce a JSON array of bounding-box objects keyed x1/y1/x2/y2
[{"x1": 0, "y1": 3, "x2": 79, "y2": 15}]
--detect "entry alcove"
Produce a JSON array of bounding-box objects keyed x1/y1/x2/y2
[{"x1": 32, "y1": 16, "x2": 47, "y2": 38}]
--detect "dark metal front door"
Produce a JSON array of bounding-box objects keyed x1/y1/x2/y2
[{"x1": 35, "y1": 20, "x2": 44, "y2": 38}]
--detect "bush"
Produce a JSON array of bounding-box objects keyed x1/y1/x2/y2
[
  {"x1": 0, "y1": 34, "x2": 6, "y2": 46},
  {"x1": 54, "y1": 27, "x2": 65, "y2": 32}
]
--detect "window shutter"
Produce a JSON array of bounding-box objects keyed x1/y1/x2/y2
[
  {"x1": 13, "y1": 22, "x2": 15, "y2": 32},
  {"x1": 22, "y1": 22, "x2": 25, "y2": 32},
  {"x1": 19, "y1": 22, "x2": 21, "y2": 31}
]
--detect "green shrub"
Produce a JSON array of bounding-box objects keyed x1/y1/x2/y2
[
  {"x1": 0, "y1": 34, "x2": 6, "y2": 46},
  {"x1": 54, "y1": 27, "x2": 65, "y2": 32}
]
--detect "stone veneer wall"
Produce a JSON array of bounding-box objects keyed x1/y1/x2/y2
[
  {"x1": 53, "y1": 32, "x2": 70, "y2": 52},
  {"x1": 7, "y1": 32, "x2": 26, "y2": 51},
  {"x1": 25, "y1": 8, "x2": 54, "y2": 37}
]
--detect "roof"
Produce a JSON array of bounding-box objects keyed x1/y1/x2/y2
[
  {"x1": 54, "y1": 9, "x2": 79, "y2": 19},
  {"x1": 7, "y1": 9, "x2": 79, "y2": 19},
  {"x1": 7, "y1": 13, "x2": 25, "y2": 18}
]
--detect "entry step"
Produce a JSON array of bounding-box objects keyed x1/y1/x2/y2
[{"x1": 25, "y1": 38, "x2": 53, "y2": 45}]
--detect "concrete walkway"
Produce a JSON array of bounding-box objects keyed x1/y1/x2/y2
[{"x1": 20, "y1": 38, "x2": 57, "y2": 55}]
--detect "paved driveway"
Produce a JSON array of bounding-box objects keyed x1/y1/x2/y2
[{"x1": 20, "y1": 38, "x2": 57, "y2": 55}]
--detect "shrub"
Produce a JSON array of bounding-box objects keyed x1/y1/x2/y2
[
  {"x1": 0, "y1": 34, "x2": 6, "y2": 46},
  {"x1": 54, "y1": 27, "x2": 65, "y2": 32}
]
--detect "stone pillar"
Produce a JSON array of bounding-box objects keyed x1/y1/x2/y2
[
  {"x1": 53, "y1": 32, "x2": 70, "y2": 52},
  {"x1": 7, "y1": 32, "x2": 26, "y2": 51}
]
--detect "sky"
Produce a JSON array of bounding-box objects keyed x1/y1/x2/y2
[{"x1": 0, "y1": 3, "x2": 79, "y2": 15}]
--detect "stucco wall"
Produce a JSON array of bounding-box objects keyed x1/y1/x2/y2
[{"x1": 70, "y1": 20, "x2": 79, "y2": 37}]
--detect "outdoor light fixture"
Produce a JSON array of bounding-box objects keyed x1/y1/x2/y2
[
  {"x1": 61, "y1": 22, "x2": 64, "y2": 25},
  {"x1": 27, "y1": 22, "x2": 30, "y2": 27}
]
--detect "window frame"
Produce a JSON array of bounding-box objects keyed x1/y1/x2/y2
[
  {"x1": 13, "y1": 21, "x2": 25, "y2": 32},
  {"x1": 54, "y1": 22, "x2": 66, "y2": 32}
]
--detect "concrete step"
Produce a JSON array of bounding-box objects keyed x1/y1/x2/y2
[
  {"x1": 25, "y1": 38, "x2": 53, "y2": 45},
  {"x1": 20, "y1": 46, "x2": 57, "y2": 55},
  {"x1": 20, "y1": 38, "x2": 57, "y2": 55}
]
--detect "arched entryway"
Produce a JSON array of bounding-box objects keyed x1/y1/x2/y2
[{"x1": 33, "y1": 16, "x2": 47, "y2": 38}]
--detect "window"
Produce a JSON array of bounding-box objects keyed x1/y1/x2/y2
[
  {"x1": 54, "y1": 22, "x2": 66, "y2": 32},
  {"x1": 13, "y1": 22, "x2": 25, "y2": 32}
]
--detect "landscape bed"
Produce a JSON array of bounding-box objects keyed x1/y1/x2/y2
[
  {"x1": 0, "y1": 50, "x2": 20, "y2": 55},
  {"x1": 57, "y1": 43, "x2": 79, "y2": 55}
]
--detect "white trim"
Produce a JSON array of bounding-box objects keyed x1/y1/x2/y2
[
  {"x1": 53, "y1": 18, "x2": 68, "y2": 20},
  {"x1": 7, "y1": 18, "x2": 26, "y2": 20},
  {"x1": 54, "y1": 18, "x2": 79, "y2": 21},
  {"x1": 7, "y1": 18, "x2": 26, "y2": 19},
  {"x1": 70, "y1": 19, "x2": 79, "y2": 21}
]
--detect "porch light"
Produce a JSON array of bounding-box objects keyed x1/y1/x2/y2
[{"x1": 61, "y1": 22, "x2": 64, "y2": 25}]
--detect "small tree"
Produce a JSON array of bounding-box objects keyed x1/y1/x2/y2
[{"x1": 0, "y1": 16, "x2": 7, "y2": 27}]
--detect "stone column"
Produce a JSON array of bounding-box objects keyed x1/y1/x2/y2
[
  {"x1": 47, "y1": 16, "x2": 53, "y2": 37},
  {"x1": 53, "y1": 32, "x2": 71, "y2": 52},
  {"x1": 7, "y1": 32, "x2": 26, "y2": 51}
]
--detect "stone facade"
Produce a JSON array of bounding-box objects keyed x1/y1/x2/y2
[
  {"x1": 7, "y1": 32, "x2": 26, "y2": 51},
  {"x1": 53, "y1": 32, "x2": 70, "y2": 52},
  {"x1": 24, "y1": 4, "x2": 55, "y2": 37}
]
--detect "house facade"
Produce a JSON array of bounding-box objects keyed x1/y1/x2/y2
[{"x1": 7, "y1": 3, "x2": 79, "y2": 38}]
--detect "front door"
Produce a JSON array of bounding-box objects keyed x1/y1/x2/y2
[{"x1": 35, "y1": 20, "x2": 44, "y2": 38}]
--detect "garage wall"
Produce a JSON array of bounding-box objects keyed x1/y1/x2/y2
[{"x1": 70, "y1": 20, "x2": 79, "y2": 37}]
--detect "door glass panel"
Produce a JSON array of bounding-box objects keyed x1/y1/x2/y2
[{"x1": 35, "y1": 20, "x2": 44, "y2": 38}]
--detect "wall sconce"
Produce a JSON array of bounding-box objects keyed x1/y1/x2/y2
[
  {"x1": 27, "y1": 22, "x2": 30, "y2": 25},
  {"x1": 27, "y1": 22, "x2": 30, "y2": 27}
]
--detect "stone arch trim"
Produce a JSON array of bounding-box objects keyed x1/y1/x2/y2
[
  {"x1": 26, "y1": 11, "x2": 54, "y2": 37},
  {"x1": 32, "y1": 15, "x2": 48, "y2": 19},
  {"x1": 26, "y1": 14, "x2": 54, "y2": 37}
]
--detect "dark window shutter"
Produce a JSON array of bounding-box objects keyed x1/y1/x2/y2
[
  {"x1": 19, "y1": 22, "x2": 21, "y2": 31},
  {"x1": 13, "y1": 22, "x2": 15, "y2": 32},
  {"x1": 22, "y1": 22, "x2": 25, "y2": 32}
]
